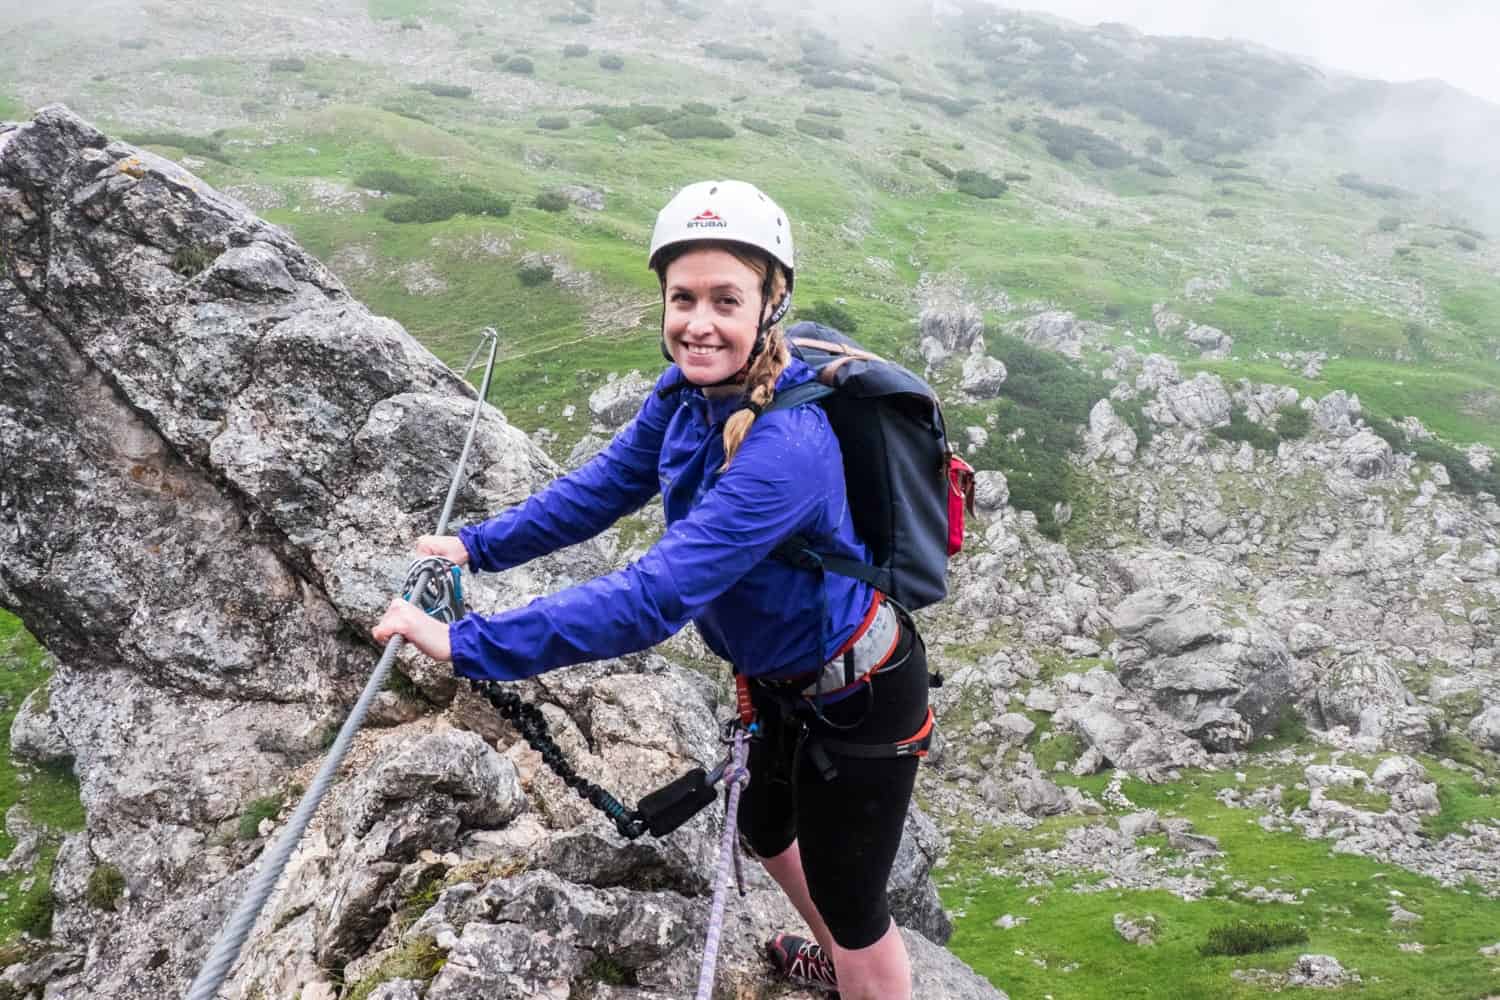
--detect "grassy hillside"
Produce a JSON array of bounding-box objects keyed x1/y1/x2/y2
[
  {"x1": 0, "y1": 613, "x2": 84, "y2": 953},
  {"x1": 2, "y1": 3, "x2": 1498, "y2": 992}
]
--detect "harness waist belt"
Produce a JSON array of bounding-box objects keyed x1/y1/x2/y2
[{"x1": 801, "y1": 597, "x2": 900, "y2": 699}]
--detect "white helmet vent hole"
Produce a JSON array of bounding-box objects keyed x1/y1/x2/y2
[{"x1": 710, "y1": 185, "x2": 718, "y2": 195}]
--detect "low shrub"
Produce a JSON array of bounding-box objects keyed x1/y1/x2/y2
[
  {"x1": 399, "y1": 17, "x2": 421, "y2": 29},
  {"x1": 563, "y1": 43, "x2": 589, "y2": 58},
  {"x1": 795, "y1": 118, "x2": 845, "y2": 140},
  {"x1": 1137, "y1": 159, "x2": 1173, "y2": 177},
  {"x1": 703, "y1": 42, "x2": 767, "y2": 62},
  {"x1": 1377, "y1": 215, "x2": 1403, "y2": 232},
  {"x1": 1008, "y1": 116, "x2": 1027, "y2": 132},
  {"x1": 119, "y1": 38, "x2": 149, "y2": 50},
  {"x1": 518, "y1": 262, "x2": 554, "y2": 286},
  {"x1": 598, "y1": 54, "x2": 624, "y2": 71},
  {"x1": 1003, "y1": 171, "x2": 1030, "y2": 182},
  {"x1": 741, "y1": 117, "x2": 780, "y2": 137},
  {"x1": 171, "y1": 244, "x2": 219, "y2": 278},
  {"x1": 1275, "y1": 404, "x2": 1311, "y2": 440},
  {"x1": 1213, "y1": 172, "x2": 1268, "y2": 187},
  {"x1": 86, "y1": 864, "x2": 126, "y2": 911},
  {"x1": 504, "y1": 56, "x2": 534, "y2": 75},
  {"x1": 955, "y1": 169, "x2": 1007, "y2": 198},
  {"x1": 534, "y1": 190, "x2": 569, "y2": 212},
  {"x1": 795, "y1": 300, "x2": 858, "y2": 333},
  {"x1": 966, "y1": 333, "x2": 1119, "y2": 539},
  {"x1": 900, "y1": 88, "x2": 975, "y2": 115},
  {"x1": 681, "y1": 101, "x2": 718, "y2": 115},
  {"x1": 1338, "y1": 172, "x2": 1408, "y2": 199},
  {"x1": 1200, "y1": 921, "x2": 1308, "y2": 957},
  {"x1": 415, "y1": 82, "x2": 472, "y2": 98},
  {"x1": 923, "y1": 156, "x2": 954, "y2": 179},
  {"x1": 901, "y1": 148, "x2": 921, "y2": 157},
  {"x1": 657, "y1": 114, "x2": 734, "y2": 140},
  {"x1": 269, "y1": 57, "x2": 306, "y2": 72},
  {"x1": 16, "y1": 890, "x2": 53, "y2": 938},
  {"x1": 591, "y1": 104, "x2": 672, "y2": 129},
  {"x1": 1208, "y1": 207, "x2": 1236, "y2": 219},
  {"x1": 1034, "y1": 117, "x2": 1130, "y2": 168},
  {"x1": 353, "y1": 169, "x2": 433, "y2": 196},
  {"x1": 804, "y1": 71, "x2": 876, "y2": 92},
  {"x1": 1212, "y1": 406, "x2": 1279, "y2": 451},
  {"x1": 237, "y1": 795, "x2": 283, "y2": 840},
  {"x1": 123, "y1": 131, "x2": 230, "y2": 162},
  {"x1": 384, "y1": 186, "x2": 511, "y2": 224},
  {"x1": 1099, "y1": 107, "x2": 1124, "y2": 122},
  {"x1": 1455, "y1": 235, "x2": 1478, "y2": 251},
  {"x1": 536, "y1": 115, "x2": 570, "y2": 130},
  {"x1": 490, "y1": 51, "x2": 509, "y2": 65},
  {"x1": 1144, "y1": 135, "x2": 1163, "y2": 155},
  {"x1": 804, "y1": 104, "x2": 841, "y2": 118}
]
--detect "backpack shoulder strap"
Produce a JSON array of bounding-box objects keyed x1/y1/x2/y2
[{"x1": 766, "y1": 380, "x2": 834, "y2": 413}]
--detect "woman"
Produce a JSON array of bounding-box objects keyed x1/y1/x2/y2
[{"x1": 372, "y1": 179, "x2": 929, "y2": 1000}]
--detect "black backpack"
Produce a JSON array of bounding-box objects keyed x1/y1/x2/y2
[{"x1": 767, "y1": 321, "x2": 973, "y2": 611}]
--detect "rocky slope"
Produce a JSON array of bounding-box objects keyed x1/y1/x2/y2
[{"x1": 0, "y1": 107, "x2": 996, "y2": 998}]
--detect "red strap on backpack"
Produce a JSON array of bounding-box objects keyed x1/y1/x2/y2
[{"x1": 946, "y1": 454, "x2": 975, "y2": 556}]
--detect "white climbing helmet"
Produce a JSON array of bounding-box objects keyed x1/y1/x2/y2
[{"x1": 647, "y1": 179, "x2": 795, "y2": 292}]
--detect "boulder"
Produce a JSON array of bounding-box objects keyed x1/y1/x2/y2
[
  {"x1": 588, "y1": 371, "x2": 654, "y2": 428},
  {"x1": 960, "y1": 354, "x2": 1008, "y2": 398},
  {"x1": 1317, "y1": 653, "x2": 1414, "y2": 741},
  {"x1": 1339, "y1": 430, "x2": 1394, "y2": 479},
  {"x1": 973, "y1": 471, "x2": 1009, "y2": 512},
  {"x1": 1010, "y1": 310, "x2": 1085, "y2": 358},
  {"x1": 919, "y1": 303, "x2": 984, "y2": 353},
  {"x1": 1151, "y1": 373, "x2": 1231, "y2": 429},
  {"x1": 1183, "y1": 323, "x2": 1231, "y2": 358},
  {"x1": 1468, "y1": 704, "x2": 1500, "y2": 751},
  {"x1": 1081, "y1": 399, "x2": 1137, "y2": 465},
  {"x1": 1313, "y1": 390, "x2": 1362, "y2": 438}
]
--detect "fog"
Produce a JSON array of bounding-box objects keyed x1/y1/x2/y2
[{"x1": 1007, "y1": 1, "x2": 1500, "y2": 106}]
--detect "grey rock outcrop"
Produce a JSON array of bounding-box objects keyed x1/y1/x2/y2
[
  {"x1": 1081, "y1": 399, "x2": 1138, "y2": 465},
  {"x1": 961, "y1": 353, "x2": 1009, "y2": 398},
  {"x1": 1469, "y1": 704, "x2": 1500, "y2": 751},
  {"x1": 1009, "y1": 310, "x2": 1086, "y2": 358},
  {"x1": 588, "y1": 370, "x2": 654, "y2": 428},
  {"x1": 1313, "y1": 390, "x2": 1362, "y2": 438},
  {"x1": 0, "y1": 107, "x2": 996, "y2": 1000},
  {"x1": 1147, "y1": 373, "x2": 1232, "y2": 429},
  {"x1": 1339, "y1": 430, "x2": 1394, "y2": 479},
  {"x1": 920, "y1": 302, "x2": 984, "y2": 353},
  {"x1": 1110, "y1": 589, "x2": 1299, "y2": 749},
  {"x1": 1183, "y1": 323, "x2": 1231, "y2": 359}
]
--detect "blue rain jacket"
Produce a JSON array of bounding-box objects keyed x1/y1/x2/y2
[{"x1": 449, "y1": 360, "x2": 875, "y2": 682}]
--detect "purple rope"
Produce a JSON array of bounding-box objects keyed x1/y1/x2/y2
[{"x1": 695, "y1": 727, "x2": 750, "y2": 1000}]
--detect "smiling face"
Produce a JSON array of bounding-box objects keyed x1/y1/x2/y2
[{"x1": 662, "y1": 247, "x2": 766, "y2": 388}]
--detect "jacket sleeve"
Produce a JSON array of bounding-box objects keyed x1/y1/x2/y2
[
  {"x1": 458, "y1": 371, "x2": 681, "y2": 573},
  {"x1": 448, "y1": 410, "x2": 821, "y2": 682}
]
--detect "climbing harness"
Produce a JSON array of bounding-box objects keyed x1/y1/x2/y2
[{"x1": 187, "y1": 327, "x2": 500, "y2": 1000}]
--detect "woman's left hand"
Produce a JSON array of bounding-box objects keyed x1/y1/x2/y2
[{"x1": 371, "y1": 598, "x2": 453, "y2": 662}]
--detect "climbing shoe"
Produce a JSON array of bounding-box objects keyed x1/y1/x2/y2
[{"x1": 766, "y1": 932, "x2": 839, "y2": 992}]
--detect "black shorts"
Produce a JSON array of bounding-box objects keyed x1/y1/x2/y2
[{"x1": 738, "y1": 619, "x2": 929, "y2": 950}]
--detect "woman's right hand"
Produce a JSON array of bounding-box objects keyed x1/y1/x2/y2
[{"x1": 416, "y1": 534, "x2": 470, "y2": 567}]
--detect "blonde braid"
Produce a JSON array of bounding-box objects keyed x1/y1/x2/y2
[{"x1": 720, "y1": 325, "x2": 790, "y2": 471}]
